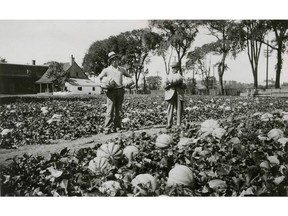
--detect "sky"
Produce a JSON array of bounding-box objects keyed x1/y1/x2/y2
[
  {"x1": 1, "y1": 0, "x2": 288, "y2": 86},
  {"x1": 1, "y1": 19, "x2": 288, "y2": 85}
]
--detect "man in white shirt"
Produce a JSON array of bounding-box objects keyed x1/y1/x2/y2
[{"x1": 98, "y1": 51, "x2": 132, "y2": 134}]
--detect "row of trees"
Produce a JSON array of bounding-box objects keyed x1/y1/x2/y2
[{"x1": 83, "y1": 20, "x2": 288, "y2": 95}]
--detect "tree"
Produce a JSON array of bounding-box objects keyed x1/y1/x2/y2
[
  {"x1": 240, "y1": 20, "x2": 268, "y2": 89},
  {"x1": 45, "y1": 61, "x2": 66, "y2": 91},
  {"x1": 202, "y1": 20, "x2": 245, "y2": 95},
  {"x1": 185, "y1": 77, "x2": 197, "y2": 95},
  {"x1": 119, "y1": 29, "x2": 162, "y2": 93},
  {"x1": 0, "y1": 57, "x2": 7, "y2": 63},
  {"x1": 146, "y1": 76, "x2": 162, "y2": 90},
  {"x1": 187, "y1": 44, "x2": 216, "y2": 94},
  {"x1": 82, "y1": 29, "x2": 161, "y2": 92},
  {"x1": 265, "y1": 20, "x2": 288, "y2": 88},
  {"x1": 149, "y1": 20, "x2": 200, "y2": 75},
  {"x1": 82, "y1": 39, "x2": 110, "y2": 75},
  {"x1": 151, "y1": 33, "x2": 174, "y2": 75}
]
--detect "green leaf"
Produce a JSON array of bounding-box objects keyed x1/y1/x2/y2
[
  {"x1": 201, "y1": 185, "x2": 209, "y2": 193},
  {"x1": 47, "y1": 166, "x2": 63, "y2": 178},
  {"x1": 240, "y1": 187, "x2": 254, "y2": 196},
  {"x1": 260, "y1": 161, "x2": 270, "y2": 170},
  {"x1": 273, "y1": 176, "x2": 285, "y2": 185},
  {"x1": 59, "y1": 179, "x2": 69, "y2": 194},
  {"x1": 267, "y1": 155, "x2": 280, "y2": 165},
  {"x1": 60, "y1": 147, "x2": 69, "y2": 156}
]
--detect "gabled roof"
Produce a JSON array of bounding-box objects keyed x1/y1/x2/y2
[
  {"x1": 66, "y1": 61, "x2": 88, "y2": 79},
  {"x1": 35, "y1": 68, "x2": 54, "y2": 84},
  {"x1": 36, "y1": 60, "x2": 88, "y2": 84}
]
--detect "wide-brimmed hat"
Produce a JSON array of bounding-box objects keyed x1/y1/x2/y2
[
  {"x1": 108, "y1": 51, "x2": 118, "y2": 61},
  {"x1": 171, "y1": 61, "x2": 180, "y2": 68}
]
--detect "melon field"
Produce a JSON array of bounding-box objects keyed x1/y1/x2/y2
[{"x1": 1, "y1": 94, "x2": 288, "y2": 196}]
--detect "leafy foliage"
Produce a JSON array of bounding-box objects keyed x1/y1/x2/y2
[
  {"x1": 45, "y1": 61, "x2": 67, "y2": 91},
  {"x1": 149, "y1": 20, "x2": 200, "y2": 75},
  {"x1": 2, "y1": 96, "x2": 288, "y2": 196}
]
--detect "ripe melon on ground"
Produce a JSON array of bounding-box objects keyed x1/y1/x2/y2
[
  {"x1": 123, "y1": 145, "x2": 139, "y2": 161},
  {"x1": 131, "y1": 174, "x2": 157, "y2": 195},
  {"x1": 156, "y1": 134, "x2": 172, "y2": 149},
  {"x1": 167, "y1": 165, "x2": 194, "y2": 187},
  {"x1": 97, "y1": 142, "x2": 122, "y2": 160},
  {"x1": 88, "y1": 157, "x2": 110, "y2": 174}
]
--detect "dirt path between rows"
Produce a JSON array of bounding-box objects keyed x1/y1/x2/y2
[{"x1": 0, "y1": 126, "x2": 167, "y2": 167}]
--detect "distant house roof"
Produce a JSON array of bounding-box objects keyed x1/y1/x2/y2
[
  {"x1": 36, "y1": 59, "x2": 88, "y2": 84},
  {"x1": 66, "y1": 61, "x2": 88, "y2": 79},
  {"x1": 0, "y1": 62, "x2": 48, "y2": 78},
  {"x1": 35, "y1": 68, "x2": 54, "y2": 84},
  {"x1": 66, "y1": 78, "x2": 100, "y2": 87}
]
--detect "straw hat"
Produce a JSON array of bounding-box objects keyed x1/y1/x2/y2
[{"x1": 108, "y1": 51, "x2": 118, "y2": 61}]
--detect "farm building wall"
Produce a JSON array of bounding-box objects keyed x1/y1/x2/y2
[
  {"x1": 0, "y1": 62, "x2": 48, "y2": 94},
  {"x1": 65, "y1": 83, "x2": 101, "y2": 95}
]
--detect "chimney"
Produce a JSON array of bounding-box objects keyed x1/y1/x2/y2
[
  {"x1": 71, "y1": 55, "x2": 74, "y2": 65},
  {"x1": 32, "y1": 60, "x2": 36, "y2": 65}
]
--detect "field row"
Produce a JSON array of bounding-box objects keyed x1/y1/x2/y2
[{"x1": 1, "y1": 95, "x2": 287, "y2": 149}]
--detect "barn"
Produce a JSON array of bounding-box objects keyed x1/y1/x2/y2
[{"x1": 0, "y1": 61, "x2": 48, "y2": 94}]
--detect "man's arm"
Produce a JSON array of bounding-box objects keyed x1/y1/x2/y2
[
  {"x1": 119, "y1": 67, "x2": 132, "y2": 78},
  {"x1": 97, "y1": 69, "x2": 107, "y2": 81}
]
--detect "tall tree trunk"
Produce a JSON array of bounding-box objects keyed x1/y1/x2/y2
[
  {"x1": 135, "y1": 73, "x2": 138, "y2": 93},
  {"x1": 218, "y1": 53, "x2": 227, "y2": 95},
  {"x1": 247, "y1": 39, "x2": 261, "y2": 89},
  {"x1": 218, "y1": 71, "x2": 224, "y2": 95},
  {"x1": 253, "y1": 70, "x2": 258, "y2": 89},
  {"x1": 275, "y1": 47, "x2": 282, "y2": 89},
  {"x1": 143, "y1": 76, "x2": 146, "y2": 94}
]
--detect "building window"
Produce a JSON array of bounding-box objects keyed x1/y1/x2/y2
[
  {"x1": 92, "y1": 87, "x2": 95, "y2": 91},
  {"x1": 78, "y1": 87, "x2": 82, "y2": 91},
  {"x1": 76, "y1": 72, "x2": 79, "y2": 77}
]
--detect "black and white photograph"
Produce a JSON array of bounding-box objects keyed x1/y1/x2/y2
[{"x1": 1, "y1": 0, "x2": 288, "y2": 215}]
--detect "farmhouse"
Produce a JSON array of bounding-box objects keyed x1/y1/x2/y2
[
  {"x1": 0, "y1": 60, "x2": 48, "y2": 94},
  {"x1": 36, "y1": 55, "x2": 101, "y2": 95}
]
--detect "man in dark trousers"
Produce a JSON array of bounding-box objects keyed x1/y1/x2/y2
[
  {"x1": 164, "y1": 61, "x2": 187, "y2": 129},
  {"x1": 98, "y1": 51, "x2": 132, "y2": 134}
]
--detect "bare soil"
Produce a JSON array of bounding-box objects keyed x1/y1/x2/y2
[{"x1": 0, "y1": 126, "x2": 167, "y2": 167}]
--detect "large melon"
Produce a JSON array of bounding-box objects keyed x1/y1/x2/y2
[
  {"x1": 131, "y1": 174, "x2": 157, "y2": 195},
  {"x1": 167, "y1": 165, "x2": 194, "y2": 187},
  {"x1": 123, "y1": 145, "x2": 139, "y2": 161},
  {"x1": 88, "y1": 157, "x2": 110, "y2": 174},
  {"x1": 97, "y1": 142, "x2": 122, "y2": 160},
  {"x1": 155, "y1": 134, "x2": 172, "y2": 149}
]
